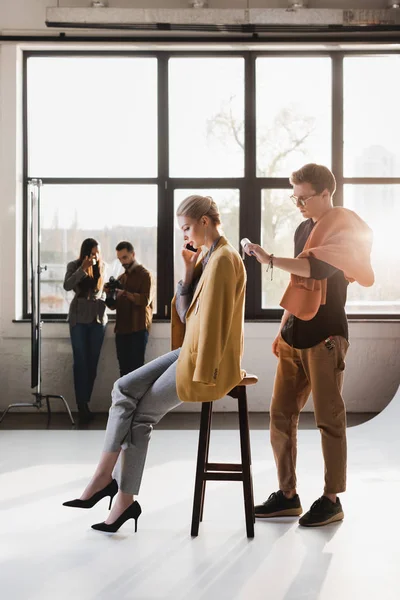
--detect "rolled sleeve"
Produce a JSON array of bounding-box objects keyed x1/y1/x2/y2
[
  {"x1": 175, "y1": 280, "x2": 193, "y2": 324},
  {"x1": 63, "y1": 262, "x2": 87, "y2": 291},
  {"x1": 130, "y1": 271, "x2": 153, "y2": 306}
]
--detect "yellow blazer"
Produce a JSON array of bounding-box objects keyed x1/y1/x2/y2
[{"x1": 171, "y1": 237, "x2": 246, "y2": 403}]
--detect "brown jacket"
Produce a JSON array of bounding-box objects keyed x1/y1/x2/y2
[
  {"x1": 171, "y1": 237, "x2": 246, "y2": 403},
  {"x1": 280, "y1": 207, "x2": 374, "y2": 321},
  {"x1": 115, "y1": 262, "x2": 153, "y2": 334}
]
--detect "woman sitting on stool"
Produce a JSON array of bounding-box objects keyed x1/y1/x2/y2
[{"x1": 63, "y1": 195, "x2": 246, "y2": 533}]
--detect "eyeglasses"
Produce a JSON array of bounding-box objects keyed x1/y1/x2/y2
[{"x1": 290, "y1": 193, "x2": 319, "y2": 207}]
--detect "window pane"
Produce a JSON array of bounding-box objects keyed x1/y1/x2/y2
[
  {"x1": 173, "y1": 189, "x2": 240, "y2": 292},
  {"x1": 261, "y1": 189, "x2": 303, "y2": 309},
  {"x1": 344, "y1": 185, "x2": 400, "y2": 314},
  {"x1": 37, "y1": 185, "x2": 157, "y2": 314},
  {"x1": 256, "y1": 57, "x2": 331, "y2": 177},
  {"x1": 169, "y1": 58, "x2": 244, "y2": 177},
  {"x1": 27, "y1": 57, "x2": 157, "y2": 177},
  {"x1": 344, "y1": 56, "x2": 400, "y2": 177}
]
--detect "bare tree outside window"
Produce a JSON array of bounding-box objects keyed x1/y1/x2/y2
[{"x1": 207, "y1": 57, "x2": 331, "y2": 308}]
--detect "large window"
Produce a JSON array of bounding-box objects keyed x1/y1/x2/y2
[
  {"x1": 344, "y1": 185, "x2": 400, "y2": 314},
  {"x1": 256, "y1": 56, "x2": 332, "y2": 312},
  {"x1": 256, "y1": 57, "x2": 332, "y2": 177},
  {"x1": 343, "y1": 56, "x2": 400, "y2": 178},
  {"x1": 343, "y1": 55, "x2": 400, "y2": 315},
  {"x1": 27, "y1": 57, "x2": 158, "y2": 178},
  {"x1": 24, "y1": 50, "x2": 400, "y2": 320},
  {"x1": 169, "y1": 58, "x2": 244, "y2": 177},
  {"x1": 38, "y1": 184, "x2": 157, "y2": 314}
]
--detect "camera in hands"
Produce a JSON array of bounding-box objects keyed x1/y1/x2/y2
[{"x1": 105, "y1": 276, "x2": 124, "y2": 308}]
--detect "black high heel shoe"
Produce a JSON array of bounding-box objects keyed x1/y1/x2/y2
[
  {"x1": 63, "y1": 479, "x2": 118, "y2": 510},
  {"x1": 91, "y1": 501, "x2": 142, "y2": 533}
]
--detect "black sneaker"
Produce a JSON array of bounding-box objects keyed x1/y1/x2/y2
[
  {"x1": 299, "y1": 496, "x2": 344, "y2": 527},
  {"x1": 255, "y1": 490, "x2": 303, "y2": 518}
]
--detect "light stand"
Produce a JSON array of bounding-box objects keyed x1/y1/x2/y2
[{"x1": 0, "y1": 179, "x2": 75, "y2": 426}]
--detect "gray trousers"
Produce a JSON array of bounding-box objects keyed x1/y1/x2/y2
[{"x1": 103, "y1": 349, "x2": 182, "y2": 494}]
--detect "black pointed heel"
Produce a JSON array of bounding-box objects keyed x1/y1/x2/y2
[
  {"x1": 91, "y1": 501, "x2": 142, "y2": 533},
  {"x1": 63, "y1": 479, "x2": 118, "y2": 509}
]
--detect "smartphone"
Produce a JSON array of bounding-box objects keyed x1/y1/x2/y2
[{"x1": 185, "y1": 243, "x2": 197, "y2": 253}]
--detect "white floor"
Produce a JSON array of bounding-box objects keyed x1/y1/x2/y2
[{"x1": 1, "y1": 390, "x2": 400, "y2": 600}]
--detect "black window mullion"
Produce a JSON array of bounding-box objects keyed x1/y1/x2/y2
[
  {"x1": 32, "y1": 177, "x2": 159, "y2": 185},
  {"x1": 157, "y1": 54, "x2": 173, "y2": 320},
  {"x1": 242, "y1": 52, "x2": 259, "y2": 320},
  {"x1": 332, "y1": 53, "x2": 344, "y2": 207},
  {"x1": 169, "y1": 178, "x2": 242, "y2": 188},
  {"x1": 254, "y1": 178, "x2": 292, "y2": 188},
  {"x1": 343, "y1": 177, "x2": 400, "y2": 185},
  {"x1": 23, "y1": 53, "x2": 29, "y2": 318}
]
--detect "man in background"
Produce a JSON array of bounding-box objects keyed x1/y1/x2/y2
[{"x1": 107, "y1": 241, "x2": 153, "y2": 377}]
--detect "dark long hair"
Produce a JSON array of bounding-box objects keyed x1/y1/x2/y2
[{"x1": 77, "y1": 238, "x2": 104, "y2": 295}]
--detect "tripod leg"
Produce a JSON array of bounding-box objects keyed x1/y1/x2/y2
[
  {"x1": 47, "y1": 395, "x2": 75, "y2": 426},
  {"x1": 46, "y1": 396, "x2": 51, "y2": 428},
  {"x1": 0, "y1": 405, "x2": 13, "y2": 425},
  {"x1": 0, "y1": 402, "x2": 41, "y2": 425}
]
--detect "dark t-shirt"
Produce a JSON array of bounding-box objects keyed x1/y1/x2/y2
[{"x1": 281, "y1": 218, "x2": 349, "y2": 349}]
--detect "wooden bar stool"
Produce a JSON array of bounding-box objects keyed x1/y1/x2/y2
[{"x1": 190, "y1": 374, "x2": 258, "y2": 538}]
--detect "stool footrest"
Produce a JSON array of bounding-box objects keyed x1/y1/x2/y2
[
  {"x1": 206, "y1": 462, "x2": 242, "y2": 472},
  {"x1": 204, "y1": 472, "x2": 243, "y2": 482}
]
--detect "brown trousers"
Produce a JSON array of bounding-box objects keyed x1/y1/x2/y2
[{"x1": 270, "y1": 335, "x2": 349, "y2": 495}]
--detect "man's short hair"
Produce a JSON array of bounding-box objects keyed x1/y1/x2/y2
[
  {"x1": 116, "y1": 241, "x2": 134, "y2": 253},
  {"x1": 290, "y1": 163, "x2": 336, "y2": 196}
]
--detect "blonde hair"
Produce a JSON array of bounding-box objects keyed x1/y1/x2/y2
[
  {"x1": 290, "y1": 163, "x2": 336, "y2": 196},
  {"x1": 176, "y1": 195, "x2": 221, "y2": 227}
]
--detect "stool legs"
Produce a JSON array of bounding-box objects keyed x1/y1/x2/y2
[
  {"x1": 238, "y1": 387, "x2": 255, "y2": 537},
  {"x1": 190, "y1": 389, "x2": 255, "y2": 538},
  {"x1": 191, "y1": 401, "x2": 212, "y2": 537},
  {"x1": 199, "y1": 405, "x2": 212, "y2": 523}
]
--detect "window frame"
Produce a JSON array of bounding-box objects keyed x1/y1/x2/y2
[{"x1": 22, "y1": 49, "x2": 400, "y2": 322}]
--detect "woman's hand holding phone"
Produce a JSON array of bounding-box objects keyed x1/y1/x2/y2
[
  {"x1": 81, "y1": 255, "x2": 94, "y2": 273},
  {"x1": 181, "y1": 243, "x2": 201, "y2": 285},
  {"x1": 181, "y1": 243, "x2": 201, "y2": 266}
]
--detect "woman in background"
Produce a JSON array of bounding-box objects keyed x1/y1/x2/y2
[{"x1": 64, "y1": 238, "x2": 107, "y2": 423}]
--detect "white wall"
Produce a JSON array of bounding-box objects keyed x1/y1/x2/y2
[
  {"x1": 0, "y1": 321, "x2": 399, "y2": 414},
  {"x1": 0, "y1": 0, "x2": 399, "y2": 414}
]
